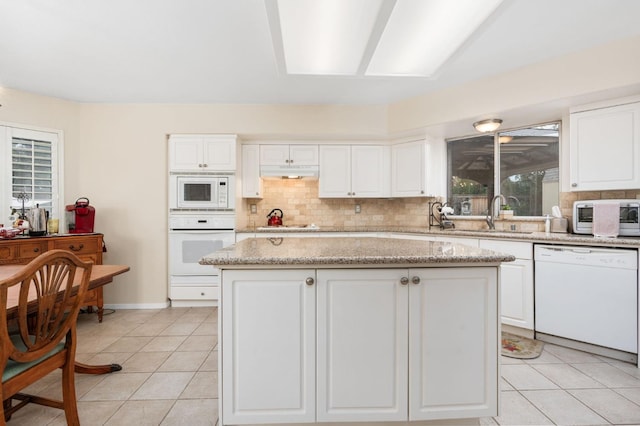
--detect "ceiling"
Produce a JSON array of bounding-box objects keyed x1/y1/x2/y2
[{"x1": 1, "y1": 0, "x2": 640, "y2": 105}]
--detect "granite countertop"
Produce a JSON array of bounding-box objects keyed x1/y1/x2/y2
[
  {"x1": 236, "y1": 227, "x2": 640, "y2": 248},
  {"x1": 200, "y1": 236, "x2": 515, "y2": 267}
]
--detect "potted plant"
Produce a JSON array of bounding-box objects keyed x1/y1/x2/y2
[{"x1": 499, "y1": 204, "x2": 514, "y2": 219}]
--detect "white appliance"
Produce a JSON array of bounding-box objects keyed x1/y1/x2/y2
[
  {"x1": 534, "y1": 244, "x2": 638, "y2": 360},
  {"x1": 573, "y1": 199, "x2": 640, "y2": 236},
  {"x1": 169, "y1": 174, "x2": 235, "y2": 210},
  {"x1": 168, "y1": 213, "x2": 235, "y2": 306}
]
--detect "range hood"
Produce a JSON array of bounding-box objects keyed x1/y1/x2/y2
[{"x1": 260, "y1": 165, "x2": 319, "y2": 180}]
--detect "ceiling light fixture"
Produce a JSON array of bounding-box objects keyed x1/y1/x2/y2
[
  {"x1": 268, "y1": 0, "x2": 504, "y2": 77},
  {"x1": 473, "y1": 118, "x2": 503, "y2": 133}
]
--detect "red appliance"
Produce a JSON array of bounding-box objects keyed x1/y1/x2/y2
[
  {"x1": 65, "y1": 197, "x2": 95, "y2": 233},
  {"x1": 267, "y1": 209, "x2": 283, "y2": 226}
]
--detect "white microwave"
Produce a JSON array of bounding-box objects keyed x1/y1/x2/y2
[{"x1": 169, "y1": 174, "x2": 235, "y2": 210}]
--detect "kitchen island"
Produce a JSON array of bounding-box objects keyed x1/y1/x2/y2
[{"x1": 202, "y1": 237, "x2": 515, "y2": 426}]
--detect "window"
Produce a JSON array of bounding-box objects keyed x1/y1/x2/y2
[
  {"x1": 447, "y1": 122, "x2": 560, "y2": 217},
  {"x1": 0, "y1": 126, "x2": 61, "y2": 225}
]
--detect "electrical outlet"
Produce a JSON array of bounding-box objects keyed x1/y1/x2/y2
[
  {"x1": 355, "y1": 204, "x2": 361, "y2": 214},
  {"x1": 250, "y1": 204, "x2": 257, "y2": 214}
]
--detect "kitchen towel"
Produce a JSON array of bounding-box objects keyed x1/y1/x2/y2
[{"x1": 593, "y1": 202, "x2": 620, "y2": 237}]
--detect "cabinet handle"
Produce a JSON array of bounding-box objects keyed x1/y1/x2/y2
[
  {"x1": 290, "y1": 159, "x2": 293, "y2": 163},
  {"x1": 198, "y1": 163, "x2": 203, "y2": 167},
  {"x1": 400, "y1": 277, "x2": 409, "y2": 285},
  {"x1": 203, "y1": 164, "x2": 208, "y2": 167},
  {"x1": 201, "y1": 292, "x2": 205, "y2": 296},
  {"x1": 305, "y1": 277, "x2": 315, "y2": 286},
  {"x1": 69, "y1": 244, "x2": 84, "y2": 252},
  {"x1": 33, "y1": 248, "x2": 40, "y2": 253},
  {"x1": 420, "y1": 190, "x2": 424, "y2": 194},
  {"x1": 571, "y1": 183, "x2": 577, "y2": 187},
  {"x1": 411, "y1": 276, "x2": 421, "y2": 285}
]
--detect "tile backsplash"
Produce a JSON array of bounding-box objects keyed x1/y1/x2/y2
[
  {"x1": 240, "y1": 179, "x2": 640, "y2": 231},
  {"x1": 241, "y1": 179, "x2": 430, "y2": 229}
]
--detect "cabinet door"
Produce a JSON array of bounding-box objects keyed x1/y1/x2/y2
[
  {"x1": 409, "y1": 267, "x2": 498, "y2": 420},
  {"x1": 259, "y1": 145, "x2": 290, "y2": 165},
  {"x1": 316, "y1": 269, "x2": 408, "y2": 422},
  {"x1": 499, "y1": 259, "x2": 534, "y2": 329},
  {"x1": 570, "y1": 101, "x2": 640, "y2": 191},
  {"x1": 351, "y1": 145, "x2": 391, "y2": 198},
  {"x1": 479, "y1": 239, "x2": 533, "y2": 329},
  {"x1": 221, "y1": 269, "x2": 316, "y2": 425},
  {"x1": 169, "y1": 135, "x2": 203, "y2": 171},
  {"x1": 202, "y1": 136, "x2": 236, "y2": 171},
  {"x1": 241, "y1": 145, "x2": 262, "y2": 198},
  {"x1": 290, "y1": 144, "x2": 319, "y2": 165},
  {"x1": 392, "y1": 141, "x2": 427, "y2": 197},
  {"x1": 319, "y1": 145, "x2": 352, "y2": 198}
]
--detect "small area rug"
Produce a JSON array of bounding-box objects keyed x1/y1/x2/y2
[{"x1": 501, "y1": 332, "x2": 544, "y2": 359}]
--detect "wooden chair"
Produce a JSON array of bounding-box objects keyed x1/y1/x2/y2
[{"x1": 0, "y1": 249, "x2": 92, "y2": 425}]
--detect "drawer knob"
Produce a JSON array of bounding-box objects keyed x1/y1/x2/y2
[
  {"x1": 201, "y1": 292, "x2": 205, "y2": 296},
  {"x1": 305, "y1": 277, "x2": 314, "y2": 286},
  {"x1": 69, "y1": 244, "x2": 84, "y2": 251},
  {"x1": 411, "y1": 276, "x2": 421, "y2": 285},
  {"x1": 33, "y1": 248, "x2": 40, "y2": 253},
  {"x1": 400, "y1": 277, "x2": 409, "y2": 285}
]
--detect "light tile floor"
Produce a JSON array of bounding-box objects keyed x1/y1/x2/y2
[{"x1": 6, "y1": 307, "x2": 640, "y2": 425}]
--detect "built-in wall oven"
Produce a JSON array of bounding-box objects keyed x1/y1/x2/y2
[{"x1": 168, "y1": 213, "x2": 235, "y2": 307}]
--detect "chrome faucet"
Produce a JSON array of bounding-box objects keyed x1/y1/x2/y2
[{"x1": 486, "y1": 194, "x2": 506, "y2": 230}]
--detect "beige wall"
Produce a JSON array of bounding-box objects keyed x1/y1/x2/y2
[{"x1": 1, "y1": 34, "x2": 640, "y2": 307}]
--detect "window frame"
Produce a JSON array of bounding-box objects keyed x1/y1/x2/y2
[
  {"x1": 0, "y1": 123, "x2": 65, "y2": 227},
  {"x1": 446, "y1": 120, "x2": 561, "y2": 219}
]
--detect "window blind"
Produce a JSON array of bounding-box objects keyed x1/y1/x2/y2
[{"x1": 12, "y1": 137, "x2": 53, "y2": 210}]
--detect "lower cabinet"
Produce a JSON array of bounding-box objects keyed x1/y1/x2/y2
[
  {"x1": 479, "y1": 239, "x2": 534, "y2": 330},
  {"x1": 221, "y1": 267, "x2": 498, "y2": 425}
]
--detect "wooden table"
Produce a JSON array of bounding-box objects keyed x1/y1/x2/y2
[{"x1": 0, "y1": 264, "x2": 130, "y2": 374}]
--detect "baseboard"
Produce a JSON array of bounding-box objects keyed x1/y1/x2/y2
[
  {"x1": 103, "y1": 302, "x2": 171, "y2": 310},
  {"x1": 535, "y1": 332, "x2": 638, "y2": 365}
]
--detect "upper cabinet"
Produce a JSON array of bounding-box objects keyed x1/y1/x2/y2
[
  {"x1": 319, "y1": 145, "x2": 390, "y2": 198},
  {"x1": 569, "y1": 100, "x2": 640, "y2": 191},
  {"x1": 392, "y1": 140, "x2": 445, "y2": 197},
  {"x1": 169, "y1": 134, "x2": 237, "y2": 172},
  {"x1": 241, "y1": 145, "x2": 263, "y2": 198},
  {"x1": 260, "y1": 144, "x2": 319, "y2": 166}
]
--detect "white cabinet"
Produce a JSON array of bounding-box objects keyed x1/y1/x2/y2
[
  {"x1": 221, "y1": 266, "x2": 499, "y2": 425},
  {"x1": 569, "y1": 100, "x2": 640, "y2": 191},
  {"x1": 241, "y1": 145, "x2": 262, "y2": 198},
  {"x1": 479, "y1": 239, "x2": 534, "y2": 330},
  {"x1": 409, "y1": 267, "x2": 498, "y2": 420},
  {"x1": 169, "y1": 134, "x2": 237, "y2": 172},
  {"x1": 319, "y1": 145, "x2": 390, "y2": 198},
  {"x1": 221, "y1": 269, "x2": 316, "y2": 425},
  {"x1": 316, "y1": 269, "x2": 408, "y2": 422},
  {"x1": 392, "y1": 139, "x2": 446, "y2": 197},
  {"x1": 260, "y1": 144, "x2": 319, "y2": 166}
]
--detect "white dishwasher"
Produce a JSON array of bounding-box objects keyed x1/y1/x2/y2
[{"x1": 534, "y1": 245, "x2": 638, "y2": 357}]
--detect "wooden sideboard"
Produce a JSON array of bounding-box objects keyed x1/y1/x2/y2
[{"x1": 0, "y1": 233, "x2": 107, "y2": 322}]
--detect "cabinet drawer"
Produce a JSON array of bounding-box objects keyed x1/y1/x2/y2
[
  {"x1": 479, "y1": 239, "x2": 532, "y2": 260},
  {"x1": 18, "y1": 242, "x2": 47, "y2": 260},
  {"x1": 170, "y1": 286, "x2": 219, "y2": 300},
  {"x1": 53, "y1": 237, "x2": 101, "y2": 256}
]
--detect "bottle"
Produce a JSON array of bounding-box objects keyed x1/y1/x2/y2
[{"x1": 545, "y1": 214, "x2": 551, "y2": 234}]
